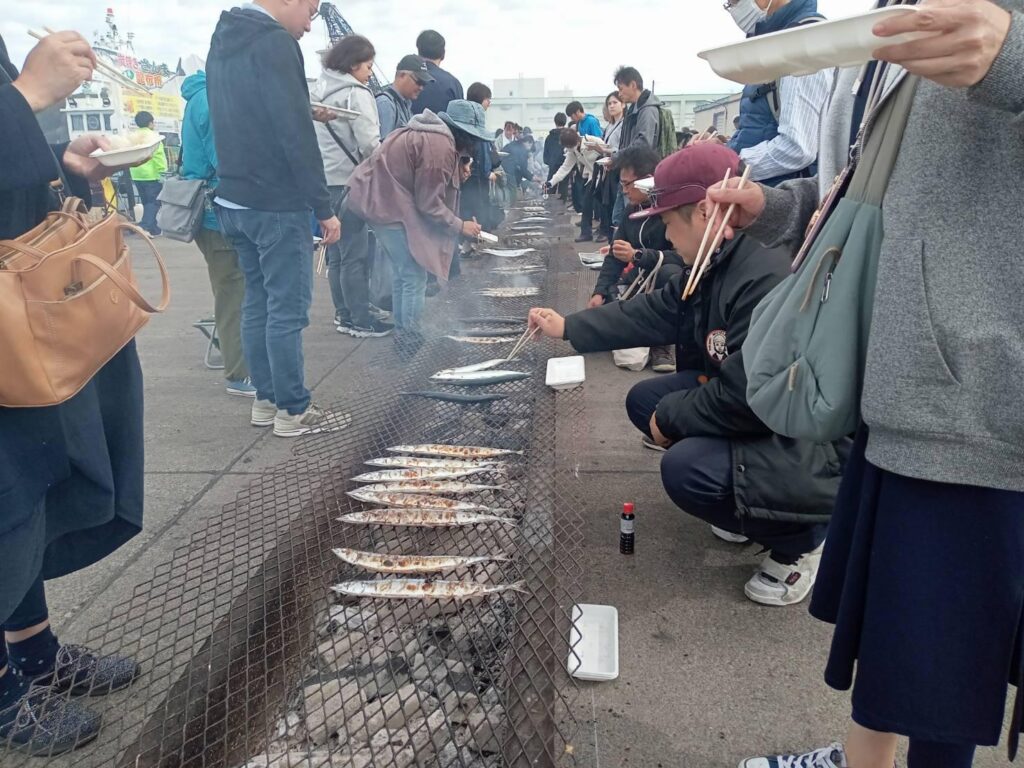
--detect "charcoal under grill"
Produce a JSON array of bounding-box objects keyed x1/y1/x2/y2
[{"x1": 1, "y1": 204, "x2": 589, "y2": 768}]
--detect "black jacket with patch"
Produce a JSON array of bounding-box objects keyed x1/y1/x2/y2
[{"x1": 564, "y1": 234, "x2": 843, "y2": 523}]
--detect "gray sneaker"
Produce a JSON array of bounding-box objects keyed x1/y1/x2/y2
[
  {"x1": 273, "y1": 404, "x2": 351, "y2": 438},
  {"x1": 251, "y1": 399, "x2": 276, "y2": 427},
  {"x1": 651, "y1": 345, "x2": 676, "y2": 373},
  {"x1": 740, "y1": 742, "x2": 847, "y2": 768}
]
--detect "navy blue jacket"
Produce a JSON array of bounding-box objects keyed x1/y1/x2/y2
[
  {"x1": 206, "y1": 8, "x2": 332, "y2": 219},
  {"x1": 728, "y1": 0, "x2": 822, "y2": 186},
  {"x1": 411, "y1": 61, "x2": 463, "y2": 116}
]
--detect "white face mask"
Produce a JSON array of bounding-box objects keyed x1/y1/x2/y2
[{"x1": 727, "y1": 0, "x2": 772, "y2": 34}]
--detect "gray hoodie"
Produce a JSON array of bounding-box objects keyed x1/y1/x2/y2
[
  {"x1": 312, "y1": 70, "x2": 380, "y2": 186},
  {"x1": 747, "y1": 3, "x2": 1024, "y2": 492}
]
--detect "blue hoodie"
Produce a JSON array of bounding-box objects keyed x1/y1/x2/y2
[{"x1": 180, "y1": 71, "x2": 219, "y2": 231}]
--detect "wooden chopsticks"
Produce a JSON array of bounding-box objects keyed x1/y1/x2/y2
[
  {"x1": 29, "y1": 27, "x2": 152, "y2": 95},
  {"x1": 682, "y1": 165, "x2": 753, "y2": 301},
  {"x1": 505, "y1": 326, "x2": 539, "y2": 362}
]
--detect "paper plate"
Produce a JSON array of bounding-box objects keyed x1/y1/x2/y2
[
  {"x1": 89, "y1": 133, "x2": 164, "y2": 167},
  {"x1": 698, "y1": 6, "x2": 922, "y2": 85}
]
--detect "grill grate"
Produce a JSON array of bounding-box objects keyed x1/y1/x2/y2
[{"x1": 1, "y1": 205, "x2": 589, "y2": 768}]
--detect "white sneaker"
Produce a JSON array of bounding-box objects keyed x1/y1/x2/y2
[
  {"x1": 744, "y1": 543, "x2": 824, "y2": 607},
  {"x1": 739, "y1": 742, "x2": 847, "y2": 768},
  {"x1": 712, "y1": 526, "x2": 749, "y2": 544},
  {"x1": 273, "y1": 404, "x2": 351, "y2": 438},
  {"x1": 251, "y1": 399, "x2": 276, "y2": 427}
]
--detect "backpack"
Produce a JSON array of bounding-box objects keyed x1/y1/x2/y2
[
  {"x1": 757, "y1": 15, "x2": 827, "y2": 121},
  {"x1": 656, "y1": 106, "x2": 677, "y2": 158}
]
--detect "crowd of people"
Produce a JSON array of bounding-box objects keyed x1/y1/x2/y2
[{"x1": 1, "y1": 0, "x2": 1023, "y2": 765}]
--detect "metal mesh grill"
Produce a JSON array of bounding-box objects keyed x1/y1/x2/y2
[{"x1": 1, "y1": 205, "x2": 588, "y2": 768}]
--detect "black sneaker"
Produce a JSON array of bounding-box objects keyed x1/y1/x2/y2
[
  {"x1": 336, "y1": 318, "x2": 356, "y2": 335},
  {"x1": 348, "y1": 319, "x2": 394, "y2": 338},
  {"x1": 0, "y1": 682, "x2": 102, "y2": 756},
  {"x1": 367, "y1": 304, "x2": 392, "y2": 322},
  {"x1": 575, "y1": 235, "x2": 593, "y2": 243},
  {"x1": 35, "y1": 645, "x2": 141, "y2": 697}
]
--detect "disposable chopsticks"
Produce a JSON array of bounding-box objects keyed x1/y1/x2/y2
[
  {"x1": 505, "y1": 326, "x2": 539, "y2": 362},
  {"x1": 682, "y1": 167, "x2": 730, "y2": 300},
  {"x1": 29, "y1": 28, "x2": 152, "y2": 95},
  {"x1": 683, "y1": 165, "x2": 753, "y2": 301}
]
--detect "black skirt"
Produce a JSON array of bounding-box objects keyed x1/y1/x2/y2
[
  {"x1": 0, "y1": 342, "x2": 145, "y2": 621},
  {"x1": 811, "y1": 428, "x2": 1024, "y2": 747}
]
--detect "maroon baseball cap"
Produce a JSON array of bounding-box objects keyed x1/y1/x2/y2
[{"x1": 631, "y1": 143, "x2": 741, "y2": 220}]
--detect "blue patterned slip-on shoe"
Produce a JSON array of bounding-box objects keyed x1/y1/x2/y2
[
  {"x1": 0, "y1": 683, "x2": 102, "y2": 756},
  {"x1": 226, "y1": 377, "x2": 257, "y2": 398},
  {"x1": 39, "y1": 645, "x2": 141, "y2": 697}
]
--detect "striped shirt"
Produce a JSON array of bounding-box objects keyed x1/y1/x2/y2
[{"x1": 740, "y1": 69, "x2": 834, "y2": 183}]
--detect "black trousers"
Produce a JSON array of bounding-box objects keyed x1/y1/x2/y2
[
  {"x1": 579, "y1": 178, "x2": 595, "y2": 239},
  {"x1": 624, "y1": 371, "x2": 827, "y2": 561}
]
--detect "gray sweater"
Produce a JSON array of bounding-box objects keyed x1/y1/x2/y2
[{"x1": 747, "y1": 3, "x2": 1024, "y2": 492}]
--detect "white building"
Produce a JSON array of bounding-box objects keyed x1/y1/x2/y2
[
  {"x1": 693, "y1": 92, "x2": 744, "y2": 135},
  {"x1": 485, "y1": 79, "x2": 737, "y2": 136}
]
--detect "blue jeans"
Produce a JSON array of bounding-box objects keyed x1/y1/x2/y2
[
  {"x1": 375, "y1": 225, "x2": 426, "y2": 330},
  {"x1": 135, "y1": 179, "x2": 163, "y2": 234},
  {"x1": 625, "y1": 370, "x2": 827, "y2": 562},
  {"x1": 218, "y1": 207, "x2": 313, "y2": 415}
]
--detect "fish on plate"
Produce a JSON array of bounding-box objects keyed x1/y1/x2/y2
[
  {"x1": 350, "y1": 467, "x2": 496, "y2": 483},
  {"x1": 345, "y1": 490, "x2": 498, "y2": 510},
  {"x1": 332, "y1": 579, "x2": 527, "y2": 600},
  {"x1": 387, "y1": 444, "x2": 523, "y2": 459},
  {"x1": 445, "y1": 335, "x2": 513, "y2": 345},
  {"x1": 353, "y1": 480, "x2": 505, "y2": 496},
  {"x1": 337, "y1": 509, "x2": 517, "y2": 527},
  {"x1": 429, "y1": 370, "x2": 530, "y2": 386},
  {"x1": 333, "y1": 547, "x2": 508, "y2": 574},
  {"x1": 517, "y1": 217, "x2": 552, "y2": 224}
]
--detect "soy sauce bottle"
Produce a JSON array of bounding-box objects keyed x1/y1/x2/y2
[{"x1": 619, "y1": 503, "x2": 635, "y2": 555}]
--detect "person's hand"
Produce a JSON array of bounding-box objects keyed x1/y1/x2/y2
[
  {"x1": 319, "y1": 215, "x2": 341, "y2": 245},
  {"x1": 705, "y1": 178, "x2": 767, "y2": 241},
  {"x1": 461, "y1": 218, "x2": 482, "y2": 238},
  {"x1": 13, "y1": 31, "x2": 96, "y2": 113},
  {"x1": 599, "y1": 244, "x2": 611, "y2": 256},
  {"x1": 62, "y1": 134, "x2": 125, "y2": 181},
  {"x1": 873, "y1": 0, "x2": 1012, "y2": 88},
  {"x1": 649, "y1": 413, "x2": 673, "y2": 448},
  {"x1": 611, "y1": 239, "x2": 635, "y2": 263},
  {"x1": 528, "y1": 308, "x2": 566, "y2": 339},
  {"x1": 587, "y1": 294, "x2": 606, "y2": 308},
  {"x1": 311, "y1": 105, "x2": 337, "y2": 123}
]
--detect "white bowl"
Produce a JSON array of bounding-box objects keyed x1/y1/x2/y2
[
  {"x1": 698, "y1": 6, "x2": 922, "y2": 85},
  {"x1": 89, "y1": 133, "x2": 163, "y2": 168}
]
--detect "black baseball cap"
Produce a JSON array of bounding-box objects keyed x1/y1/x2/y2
[{"x1": 396, "y1": 54, "x2": 435, "y2": 86}]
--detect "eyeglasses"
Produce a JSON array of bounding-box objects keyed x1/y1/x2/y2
[
  {"x1": 307, "y1": 1, "x2": 321, "y2": 21},
  {"x1": 619, "y1": 178, "x2": 637, "y2": 190}
]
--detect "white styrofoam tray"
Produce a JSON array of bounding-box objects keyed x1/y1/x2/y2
[
  {"x1": 89, "y1": 133, "x2": 163, "y2": 167},
  {"x1": 546, "y1": 355, "x2": 585, "y2": 390},
  {"x1": 310, "y1": 102, "x2": 360, "y2": 120},
  {"x1": 477, "y1": 231, "x2": 499, "y2": 243},
  {"x1": 568, "y1": 604, "x2": 619, "y2": 681},
  {"x1": 698, "y1": 6, "x2": 922, "y2": 85}
]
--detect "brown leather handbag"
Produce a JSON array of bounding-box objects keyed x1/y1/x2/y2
[{"x1": 0, "y1": 198, "x2": 170, "y2": 407}]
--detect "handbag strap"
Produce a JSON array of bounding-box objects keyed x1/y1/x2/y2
[
  {"x1": 846, "y1": 75, "x2": 920, "y2": 206},
  {"x1": 325, "y1": 122, "x2": 361, "y2": 167},
  {"x1": 72, "y1": 221, "x2": 171, "y2": 313}
]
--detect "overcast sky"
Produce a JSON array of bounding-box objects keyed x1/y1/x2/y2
[{"x1": 4, "y1": 1, "x2": 861, "y2": 96}]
